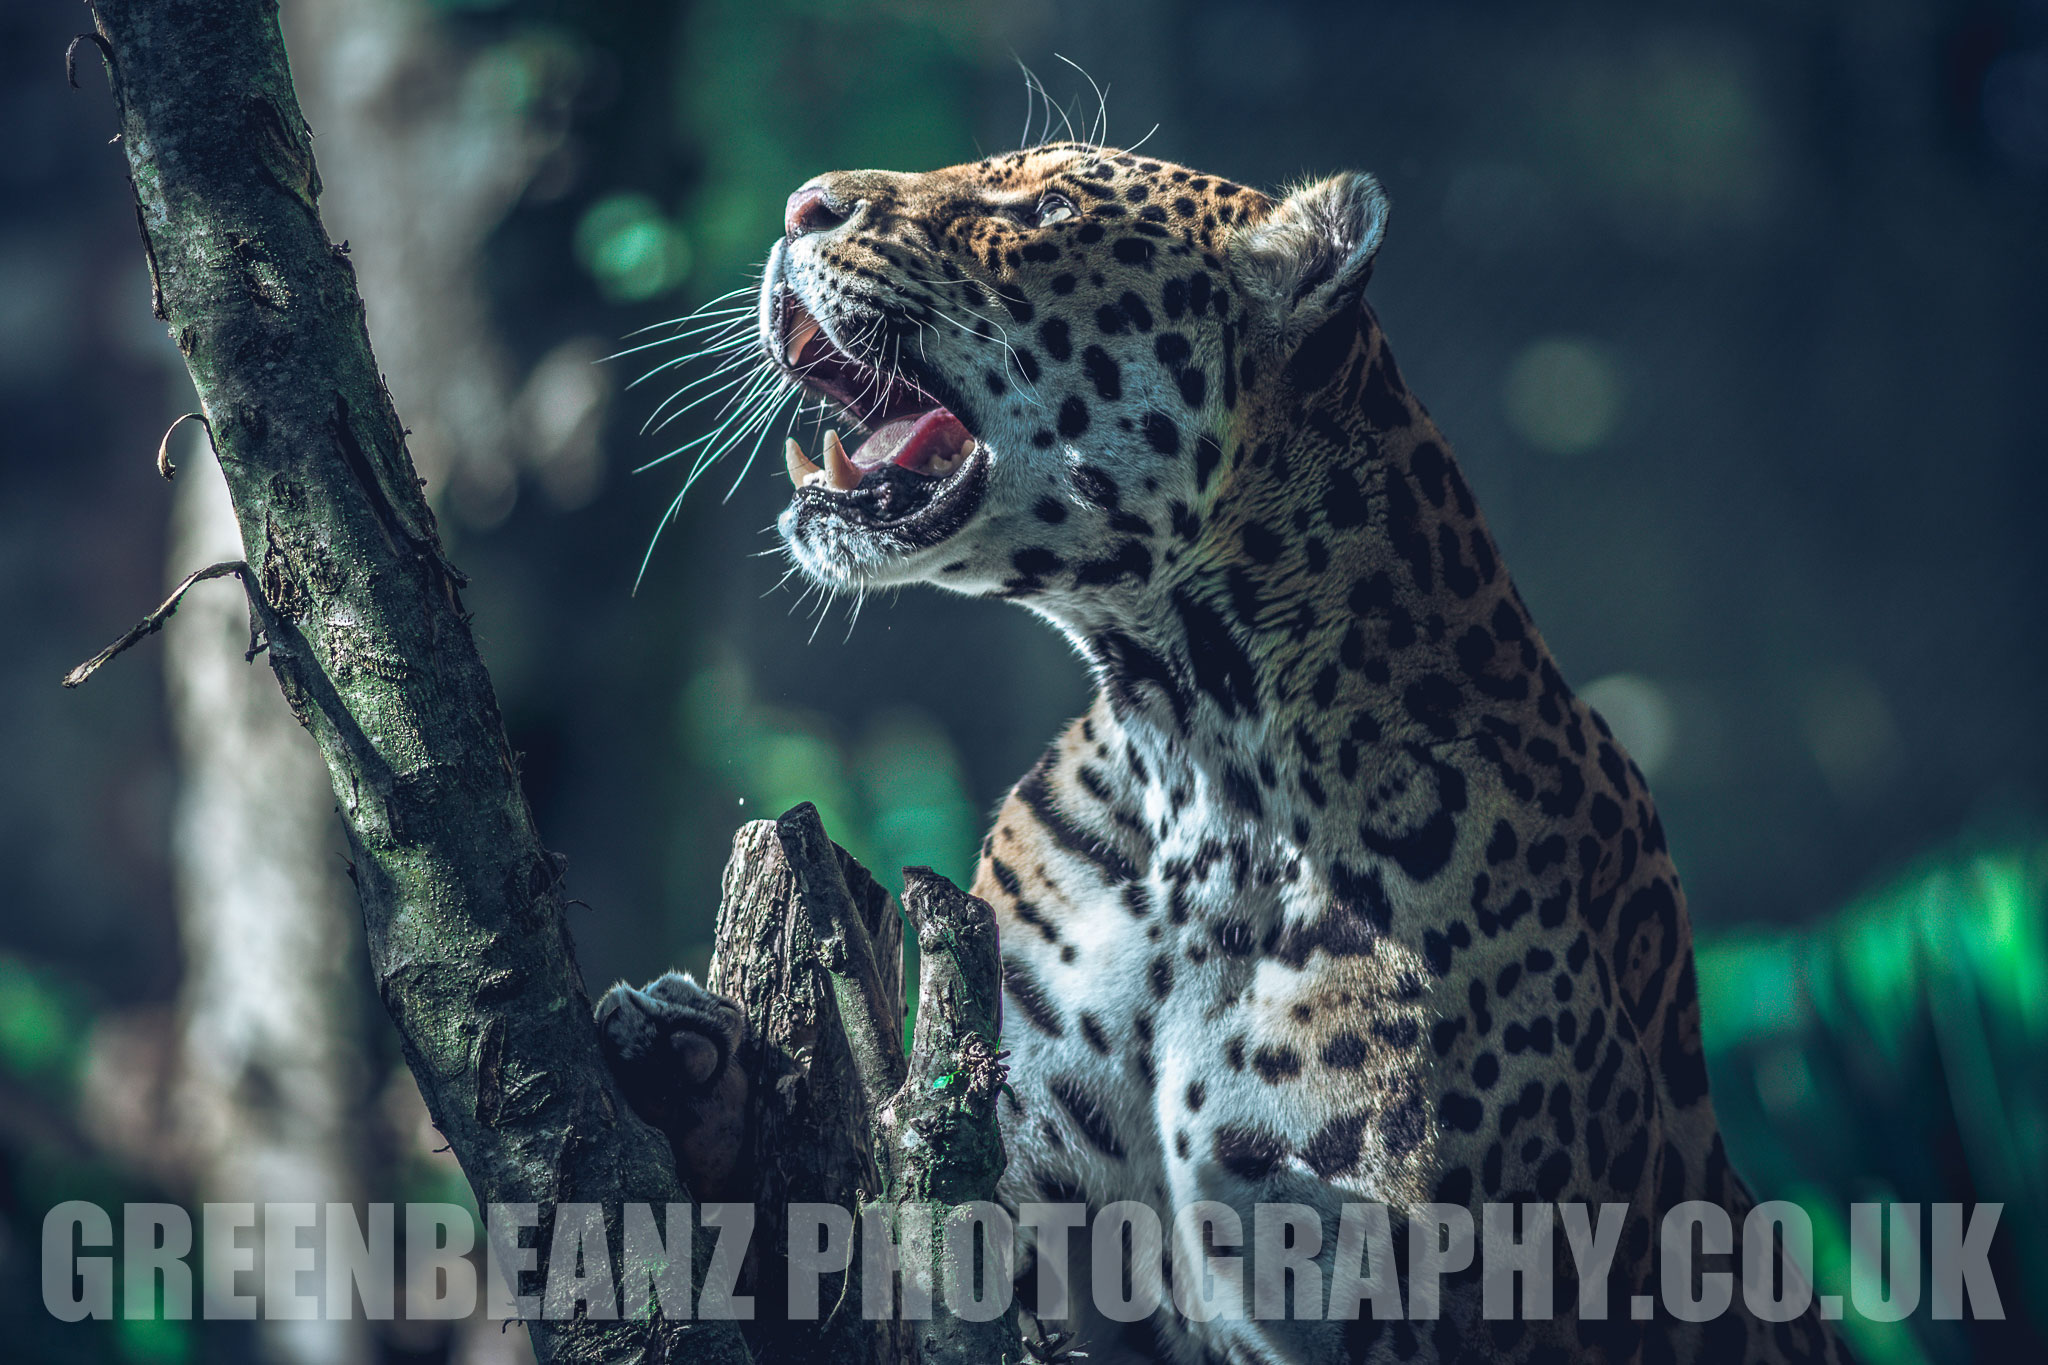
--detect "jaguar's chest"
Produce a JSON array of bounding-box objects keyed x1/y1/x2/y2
[{"x1": 989, "y1": 739, "x2": 1462, "y2": 1207}]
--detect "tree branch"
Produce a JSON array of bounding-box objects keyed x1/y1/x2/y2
[{"x1": 79, "y1": 2, "x2": 749, "y2": 1359}]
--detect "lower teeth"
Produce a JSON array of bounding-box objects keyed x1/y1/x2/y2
[
  {"x1": 784, "y1": 431, "x2": 978, "y2": 490},
  {"x1": 926, "y1": 438, "x2": 976, "y2": 477}
]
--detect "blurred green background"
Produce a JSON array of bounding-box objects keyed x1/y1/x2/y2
[{"x1": 2, "y1": 0, "x2": 2045, "y2": 1361}]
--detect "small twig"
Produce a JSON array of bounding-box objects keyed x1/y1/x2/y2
[
  {"x1": 156, "y1": 411, "x2": 212, "y2": 479},
  {"x1": 66, "y1": 33, "x2": 113, "y2": 91},
  {"x1": 63, "y1": 560, "x2": 249, "y2": 688}
]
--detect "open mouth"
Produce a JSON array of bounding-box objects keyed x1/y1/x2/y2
[{"x1": 768, "y1": 281, "x2": 986, "y2": 538}]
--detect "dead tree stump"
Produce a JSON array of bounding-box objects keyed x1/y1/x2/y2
[{"x1": 702, "y1": 804, "x2": 1016, "y2": 1365}]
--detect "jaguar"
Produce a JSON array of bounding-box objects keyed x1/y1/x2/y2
[{"x1": 600, "y1": 141, "x2": 1850, "y2": 1365}]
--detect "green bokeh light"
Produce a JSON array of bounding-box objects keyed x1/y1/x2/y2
[
  {"x1": 575, "y1": 193, "x2": 693, "y2": 302},
  {"x1": 114, "y1": 1310, "x2": 190, "y2": 1365},
  {"x1": 0, "y1": 956, "x2": 83, "y2": 1082}
]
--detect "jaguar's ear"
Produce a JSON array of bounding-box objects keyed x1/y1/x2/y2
[{"x1": 1229, "y1": 173, "x2": 1389, "y2": 330}]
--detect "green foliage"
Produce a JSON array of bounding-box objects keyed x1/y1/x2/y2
[
  {"x1": 1699, "y1": 837, "x2": 2048, "y2": 1363},
  {"x1": 672, "y1": 0, "x2": 980, "y2": 284},
  {"x1": 679, "y1": 655, "x2": 979, "y2": 893}
]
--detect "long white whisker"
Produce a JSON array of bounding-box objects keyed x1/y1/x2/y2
[
  {"x1": 666, "y1": 383, "x2": 792, "y2": 505},
  {"x1": 633, "y1": 328, "x2": 756, "y2": 382},
  {"x1": 615, "y1": 291, "x2": 755, "y2": 341},
  {"x1": 1023, "y1": 65, "x2": 1058, "y2": 149},
  {"x1": 641, "y1": 362, "x2": 758, "y2": 436},
  {"x1": 640, "y1": 344, "x2": 762, "y2": 416},
  {"x1": 1017, "y1": 58, "x2": 1036, "y2": 151},
  {"x1": 678, "y1": 373, "x2": 789, "y2": 467},
  {"x1": 629, "y1": 339, "x2": 756, "y2": 399},
  {"x1": 719, "y1": 383, "x2": 804, "y2": 501},
  {"x1": 634, "y1": 479, "x2": 699, "y2": 594},
  {"x1": 1054, "y1": 55, "x2": 1109, "y2": 147},
  {"x1": 603, "y1": 314, "x2": 754, "y2": 365},
  {"x1": 842, "y1": 585, "x2": 867, "y2": 644},
  {"x1": 1054, "y1": 82, "x2": 1079, "y2": 145},
  {"x1": 635, "y1": 370, "x2": 776, "y2": 473},
  {"x1": 616, "y1": 292, "x2": 756, "y2": 333}
]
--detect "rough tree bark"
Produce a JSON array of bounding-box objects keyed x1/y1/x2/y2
[
  {"x1": 75, "y1": 3, "x2": 1013, "y2": 1363},
  {"x1": 163, "y1": 3, "x2": 575, "y2": 1362},
  {"x1": 79, "y1": 2, "x2": 748, "y2": 1361}
]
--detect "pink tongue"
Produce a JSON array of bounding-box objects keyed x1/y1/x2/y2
[{"x1": 852, "y1": 408, "x2": 969, "y2": 473}]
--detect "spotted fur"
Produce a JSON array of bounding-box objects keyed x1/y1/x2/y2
[{"x1": 745, "y1": 145, "x2": 1855, "y2": 1365}]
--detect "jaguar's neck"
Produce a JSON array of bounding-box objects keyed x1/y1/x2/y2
[{"x1": 1065, "y1": 307, "x2": 1569, "y2": 830}]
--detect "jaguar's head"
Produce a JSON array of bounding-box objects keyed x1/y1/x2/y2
[{"x1": 758, "y1": 142, "x2": 1390, "y2": 621}]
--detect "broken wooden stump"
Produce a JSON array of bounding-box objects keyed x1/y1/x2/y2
[{"x1": 701, "y1": 803, "x2": 1016, "y2": 1365}]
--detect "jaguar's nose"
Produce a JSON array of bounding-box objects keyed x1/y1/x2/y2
[{"x1": 785, "y1": 184, "x2": 850, "y2": 240}]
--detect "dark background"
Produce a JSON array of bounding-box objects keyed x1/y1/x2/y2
[{"x1": 2, "y1": 1, "x2": 2044, "y2": 1362}]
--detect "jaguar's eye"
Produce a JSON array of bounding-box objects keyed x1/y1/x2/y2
[{"x1": 1035, "y1": 193, "x2": 1076, "y2": 226}]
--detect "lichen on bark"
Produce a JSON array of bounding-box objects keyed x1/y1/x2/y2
[{"x1": 82, "y1": 2, "x2": 750, "y2": 1360}]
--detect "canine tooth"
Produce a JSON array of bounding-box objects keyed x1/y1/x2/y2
[
  {"x1": 961, "y1": 438, "x2": 978, "y2": 458},
  {"x1": 786, "y1": 318, "x2": 821, "y2": 366},
  {"x1": 785, "y1": 437, "x2": 821, "y2": 488},
  {"x1": 823, "y1": 429, "x2": 861, "y2": 490}
]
